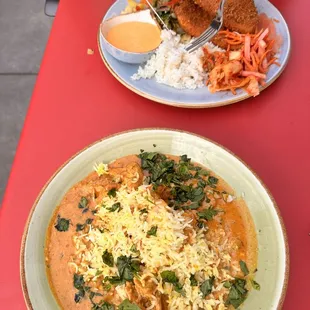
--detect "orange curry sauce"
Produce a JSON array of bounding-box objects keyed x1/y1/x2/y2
[{"x1": 45, "y1": 154, "x2": 257, "y2": 309}]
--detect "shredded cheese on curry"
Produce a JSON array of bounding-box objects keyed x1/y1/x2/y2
[
  {"x1": 71, "y1": 184, "x2": 236, "y2": 309},
  {"x1": 47, "y1": 152, "x2": 258, "y2": 310}
]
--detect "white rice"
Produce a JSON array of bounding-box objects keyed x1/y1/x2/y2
[{"x1": 131, "y1": 30, "x2": 224, "y2": 90}]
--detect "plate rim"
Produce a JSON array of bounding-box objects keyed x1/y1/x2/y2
[
  {"x1": 20, "y1": 128, "x2": 290, "y2": 309},
  {"x1": 97, "y1": 0, "x2": 291, "y2": 108}
]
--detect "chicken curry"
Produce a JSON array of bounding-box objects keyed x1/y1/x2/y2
[{"x1": 45, "y1": 152, "x2": 259, "y2": 309}]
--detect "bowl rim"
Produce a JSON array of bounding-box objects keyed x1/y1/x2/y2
[{"x1": 20, "y1": 128, "x2": 290, "y2": 310}]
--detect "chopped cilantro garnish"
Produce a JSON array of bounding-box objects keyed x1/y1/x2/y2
[
  {"x1": 197, "y1": 169, "x2": 209, "y2": 177},
  {"x1": 116, "y1": 256, "x2": 140, "y2": 282},
  {"x1": 73, "y1": 274, "x2": 85, "y2": 303},
  {"x1": 174, "y1": 282, "x2": 186, "y2": 296},
  {"x1": 160, "y1": 270, "x2": 178, "y2": 283},
  {"x1": 200, "y1": 276, "x2": 214, "y2": 298},
  {"x1": 145, "y1": 197, "x2": 155, "y2": 205},
  {"x1": 251, "y1": 279, "x2": 261, "y2": 290},
  {"x1": 95, "y1": 270, "x2": 103, "y2": 276},
  {"x1": 103, "y1": 283, "x2": 112, "y2": 292},
  {"x1": 86, "y1": 218, "x2": 93, "y2": 225},
  {"x1": 189, "y1": 186, "x2": 205, "y2": 202},
  {"x1": 102, "y1": 250, "x2": 114, "y2": 267},
  {"x1": 138, "y1": 152, "x2": 211, "y2": 210},
  {"x1": 197, "y1": 207, "x2": 219, "y2": 221},
  {"x1": 74, "y1": 289, "x2": 85, "y2": 303},
  {"x1": 130, "y1": 244, "x2": 139, "y2": 253},
  {"x1": 54, "y1": 215, "x2": 70, "y2": 232},
  {"x1": 76, "y1": 223, "x2": 85, "y2": 232},
  {"x1": 190, "y1": 274, "x2": 198, "y2": 286},
  {"x1": 180, "y1": 154, "x2": 190, "y2": 162},
  {"x1": 207, "y1": 176, "x2": 218, "y2": 187},
  {"x1": 89, "y1": 291, "x2": 103, "y2": 301},
  {"x1": 186, "y1": 202, "x2": 200, "y2": 210},
  {"x1": 92, "y1": 301, "x2": 114, "y2": 310},
  {"x1": 224, "y1": 281, "x2": 231, "y2": 288},
  {"x1": 76, "y1": 218, "x2": 93, "y2": 232},
  {"x1": 226, "y1": 278, "x2": 248, "y2": 309},
  {"x1": 172, "y1": 185, "x2": 205, "y2": 208},
  {"x1": 119, "y1": 299, "x2": 140, "y2": 310},
  {"x1": 147, "y1": 226, "x2": 158, "y2": 236},
  {"x1": 78, "y1": 197, "x2": 88, "y2": 209},
  {"x1": 198, "y1": 179, "x2": 206, "y2": 188},
  {"x1": 73, "y1": 274, "x2": 84, "y2": 289},
  {"x1": 239, "y1": 260, "x2": 249, "y2": 276},
  {"x1": 197, "y1": 220, "x2": 205, "y2": 229},
  {"x1": 107, "y1": 188, "x2": 117, "y2": 198},
  {"x1": 104, "y1": 276, "x2": 124, "y2": 285},
  {"x1": 107, "y1": 202, "x2": 121, "y2": 212},
  {"x1": 161, "y1": 271, "x2": 185, "y2": 295}
]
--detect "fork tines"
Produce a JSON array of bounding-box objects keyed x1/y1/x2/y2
[
  {"x1": 184, "y1": 0, "x2": 226, "y2": 53},
  {"x1": 185, "y1": 28, "x2": 217, "y2": 53}
]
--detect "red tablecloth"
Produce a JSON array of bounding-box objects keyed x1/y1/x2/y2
[{"x1": 0, "y1": 0, "x2": 309, "y2": 308}]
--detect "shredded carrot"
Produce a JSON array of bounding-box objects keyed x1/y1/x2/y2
[
  {"x1": 252, "y1": 29, "x2": 264, "y2": 45},
  {"x1": 226, "y1": 40, "x2": 243, "y2": 45},
  {"x1": 253, "y1": 28, "x2": 269, "y2": 50},
  {"x1": 202, "y1": 27, "x2": 280, "y2": 97},
  {"x1": 266, "y1": 39, "x2": 275, "y2": 51},
  {"x1": 258, "y1": 49, "x2": 272, "y2": 65},
  {"x1": 244, "y1": 35, "x2": 251, "y2": 61},
  {"x1": 266, "y1": 58, "x2": 278, "y2": 67},
  {"x1": 250, "y1": 52, "x2": 258, "y2": 71},
  {"x1": 259, "y1": 62, "x2": 268, "y2": 74},
  {"x1": 230, "y1": 88, "x2": 237, "y2": 95},
  {"x1": 253, "y1": 51, "x2": 260, "y2": 65},
  {"x1": 241, "y1": 71, "x2": 267, "y2": 79},
  {"x1": 243, "y1": 58, "x2": 255, "y2": 71}
]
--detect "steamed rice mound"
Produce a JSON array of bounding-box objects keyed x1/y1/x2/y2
[{"x1": 132, "y1": 30, "x2": 209, "y2": 89}]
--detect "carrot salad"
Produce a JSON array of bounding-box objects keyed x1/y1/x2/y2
[{"x1": 203, "y1": 28, "x2": 280, "y2": 97}]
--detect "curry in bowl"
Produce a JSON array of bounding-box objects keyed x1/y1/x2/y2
[{"x1": 45, "y1": 152, "x2": 259, "y2": 309}]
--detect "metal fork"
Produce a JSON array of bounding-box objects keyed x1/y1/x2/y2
[
  {"x1": 145, "y1": 0, "x2": 169, "y2": 31},
  {"x1": 185, "y1": 0, "x2": 226, "y2": 53}
]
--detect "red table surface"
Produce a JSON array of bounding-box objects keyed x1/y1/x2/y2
[{"x1": 0, "y1": 0, "x2": 309, "y2": 308}]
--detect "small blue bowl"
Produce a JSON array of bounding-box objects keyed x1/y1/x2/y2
[{"x1": 100, "y1": 9, "x2": 160, "y2": 64}]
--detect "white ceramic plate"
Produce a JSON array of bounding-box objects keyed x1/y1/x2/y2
[
  {"x1": 21, "y1": 129, "x2": 289, "y2": 309},
  {"x1": 98, "y1": 0, "x2": 291, "y2": 108}
]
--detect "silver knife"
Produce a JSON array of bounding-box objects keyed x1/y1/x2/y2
[{"x1": 145, "y1": 0, "x2": 169, "y2": 31}]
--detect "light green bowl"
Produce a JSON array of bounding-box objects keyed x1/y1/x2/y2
[{"x1": 21, "y1": 129, "x2": 289, "y2": 309}]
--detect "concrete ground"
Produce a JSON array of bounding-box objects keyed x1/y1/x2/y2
[{"x1": 0, "y1": 0, "x2": 53, "y2": 204}]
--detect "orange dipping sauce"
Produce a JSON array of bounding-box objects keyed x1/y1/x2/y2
[{"x1": 106, "y1": 21, "x2": 161, "y2": 53}]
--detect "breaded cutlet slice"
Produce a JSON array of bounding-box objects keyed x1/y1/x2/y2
[
  {"x1": 174, "y1": 0, "x2": 212, "y2": 37},
  {"x1": 194, "y1": 0, "x2": 258, "y2": 34}
]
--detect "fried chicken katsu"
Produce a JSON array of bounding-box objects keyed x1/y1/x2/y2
[
  {"x1": 174, "y1": 0, "x2": 258, "y2": 38},
  {"x1": 194, "y1": 0, "x2": 258, "y2": 34},
  {"x1": 173, "y1": 0, "x2": 212, "y2": 37}
]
